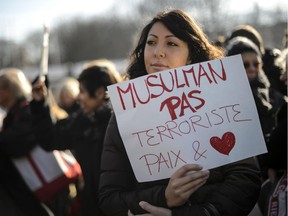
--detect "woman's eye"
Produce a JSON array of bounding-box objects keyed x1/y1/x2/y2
[
  {"x1": 146, "y1": 40, "x2": 156, "y2": 45},
  {"x1": 167, "y1": 41, "x2": 178, "y2": 46}
]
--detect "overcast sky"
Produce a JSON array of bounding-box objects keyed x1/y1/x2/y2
[{"x1": 0, "y1": 0, "x2": 287, "y2": 42}]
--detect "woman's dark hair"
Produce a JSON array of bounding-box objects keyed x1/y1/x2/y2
[
  {"x1": 225, "y1": 25, "x2": 265, "y2": 55},
  {"x1": 78, "y1": 65, "x2": 113, "y2": 98},
  {"x1": 127, "y1": 9, "x2": 224, "y2": 79}
]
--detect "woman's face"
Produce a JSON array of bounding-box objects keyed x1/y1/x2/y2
[
  {"x1": 77, "y1": 83, "x2": 102, "y2": 114},
  {"x1": 144, "y1": 22, "x2": 191, "y2": 74},
  {"x1": 242, "y1": 52, "x2": 262, "y2": 81}
]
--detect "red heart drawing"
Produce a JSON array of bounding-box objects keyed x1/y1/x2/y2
[{"x1": 210, "y1": 132, "x2": 236, "y2": 155}]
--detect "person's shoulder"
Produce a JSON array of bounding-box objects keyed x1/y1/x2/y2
[
  {"x1": 104, "y1": 113, "x2": 119, "y2": 134},
  {"x1": 109, "y1": 112, "x2": 117, "y2": 125}
]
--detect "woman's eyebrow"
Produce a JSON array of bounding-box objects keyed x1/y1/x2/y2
[{"x1": 148, "y1": 33, "x2": 176, "y2": 38}]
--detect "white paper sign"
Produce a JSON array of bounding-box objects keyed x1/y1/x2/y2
[{"x1": 108, "y1": 55, "x2": 267, "y2": 182}]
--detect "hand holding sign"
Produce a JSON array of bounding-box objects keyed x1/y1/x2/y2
[{"x1": 165, "y1": 164, "x2": 210, "y2": 207}]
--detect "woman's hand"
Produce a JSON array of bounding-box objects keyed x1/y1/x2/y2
[
  {"x1": 128, "y1": 201, "x2": 171, "y2": 216},
  {"x1": 32, "y1": 81, "x2": 48, "y2": 101},
  {"x1": 165, "y1": 164, "x2": 210, "y2": 207}
]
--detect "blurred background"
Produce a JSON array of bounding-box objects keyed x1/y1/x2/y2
[{"x1": 0, "y1": 0, "x2": 287, "y2": 82}]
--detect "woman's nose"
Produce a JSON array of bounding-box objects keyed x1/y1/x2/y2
[{"x1": 154, "y1": 44, "x2": 165, "y2": 58}]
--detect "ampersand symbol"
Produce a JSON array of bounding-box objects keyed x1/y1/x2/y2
[{"x1": 192, "y1": 141, "x2": 207, "y2": 161}]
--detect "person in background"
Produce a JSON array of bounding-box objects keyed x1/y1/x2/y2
[
  {"x1": 225, "y1": 25, "x2": 265, "y2": 55},
  {"x1": 225, "y1": 24, "x2": 287, "y2": 96},
  {"x1": 83, "y1": 58, "x2": 124, "y2": 83},
  {"x1": 258, "y1": 48, "x2": 287, "y2": 216},
  {"x1": 225, "y1": 36, "x2": 287, "y2": 179},
  {"x1": 31, "y1": 63, "x2": 122, "y2": 216},
  {"x1": 225, "y1": 36, "x2": 287, "y2": 139},
  {"x1": 55, "y1": 77, "x2": 80, "y2": 115},
  {"x1": 0, "y1": 68, "x2": 53, "y2": 216},
  {"x1": 98, "y1": 9, "x2": 261, "y2": 216}
]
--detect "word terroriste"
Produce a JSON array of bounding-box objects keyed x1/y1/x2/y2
[
  {"x1": 132, "y1": 103, "x2": 252, "y2": 148},
  {"x1": 116, "y1": 60, "x2": 227, "y2": 120}
]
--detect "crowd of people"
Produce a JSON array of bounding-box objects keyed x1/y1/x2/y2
[{"x1": 0, "y1": 8, "x2": 287, "y2": 216}]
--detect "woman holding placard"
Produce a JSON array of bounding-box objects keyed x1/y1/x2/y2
[{"x1": 99, "y1": 9, "x2": 261, "y2": 216}]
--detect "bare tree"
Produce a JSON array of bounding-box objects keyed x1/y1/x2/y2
[{"x1": 53, "y1": 16, "x2": 137, "y2": 62}]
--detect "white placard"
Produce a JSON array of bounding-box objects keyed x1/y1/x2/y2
[{"x1": 108, "y1": 55, "x2": 267, "y2": 182}]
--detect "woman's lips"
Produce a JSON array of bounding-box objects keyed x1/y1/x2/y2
[{"x1": 151, "y1": 63, "x2": 168, "y2": 71}]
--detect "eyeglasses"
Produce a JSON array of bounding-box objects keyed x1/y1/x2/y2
[{"x1": 243, "y1": 62, "x2": 261, "y2": 69}]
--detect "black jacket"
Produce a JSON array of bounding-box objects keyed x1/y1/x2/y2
[
  {"x1": 250, "y1": 70, "x2": 287, "y2": 179},
  {"x1": 99, "y1": 114, "x2": 262, "y2": 216},
  {"x1": 30, "y1": 99, "x2": 112, "y2": 216},
  {"x1": 250, "y1": 70, "x2": 287, "y2": 139}
]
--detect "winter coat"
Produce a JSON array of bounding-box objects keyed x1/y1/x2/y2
[
  {"x1": 250, "y1": 70, "x2": 287, "y2": 179},
  {"x1": 250, "y1": 70, "x2": 287, "y2": 139},
  {"x1": 0, "y1": 99, "x2": 53, "y2": 216},
  {"x1": 30, "y1": 99, "x2": 112, "y2": 216},
  {"x1": 99, "y1": 114, "x2": 262, "y2": 216}
]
